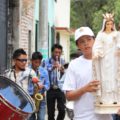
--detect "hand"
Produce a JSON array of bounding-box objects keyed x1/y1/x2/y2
[
  {"x1": 83, "y1": 80, "x2": 100, "y2": 93},
  {"x1": 115, "y1": 49, "x2": 120, "y2": 56},
  {"x1": 58, "y1": 66, "x2": 64, "y2": 72},
  {"x1": 32, "y1": 77, "x2": 39, "y2": 83},
  {"x1": 53, "y1": 62, "x2": 59, "y2": 69},
  {"x1": 38, "y1": 84, "x2": 44, "y2": 90},
  {"x1": 92, "y1": 55, "x2": 99, "y2": 60},
  {"x1": 117, "y1": 109, "x2": 120, "y2": 116}
]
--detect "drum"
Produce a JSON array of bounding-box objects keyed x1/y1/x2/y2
[{"x1": 0, "y1": 75, "x2": 36, "y2": 120}]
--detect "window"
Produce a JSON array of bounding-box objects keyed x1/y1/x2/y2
[{"x1": 56, "y1": 32, "x2": 60, "y2": 44}]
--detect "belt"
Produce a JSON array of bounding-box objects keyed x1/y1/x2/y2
[{"x1": 51, "y1": 85, "x2": 59, "y2": 89}]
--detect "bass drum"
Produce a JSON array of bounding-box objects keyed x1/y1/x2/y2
[{"x1": 0, "y1": 75, "x2": 36, "y2": 120}]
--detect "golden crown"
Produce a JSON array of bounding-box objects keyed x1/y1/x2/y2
[{"x1": 102, "y1": 13, "x2": 114, "y2": 21}]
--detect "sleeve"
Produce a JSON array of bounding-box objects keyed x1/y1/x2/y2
[
  {"x1": 61, "y1": 58, "x2": 65, "y2": 65},
  {"x1": 30, "y1": 69, "x2": 37, "y2": 77},
  {"x1": 62, "y1": 61, "x2": 76, "y2": 91},
  {"x1": 93, "y1": 32, "x2": 104, "y2": 58},
  {"x1": 4, "y1": 69, "x2": 10, "y2": 78},
  {"x1": 42, "y1": 69, "x2": 50, "y2": 91},
  {"x1": 28, "y1": 69, "x2": 36, "y2": 95},
  {"x1": 44, "y1": 59, "x2": 53, "y2": 71}
]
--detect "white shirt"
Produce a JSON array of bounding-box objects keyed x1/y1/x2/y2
[
  {"x1": 63, "y1": 55, "x2": 112, "y2": 120},
  {"x1": 4, "y1": 67, "x2": 36, "y2": 93}
]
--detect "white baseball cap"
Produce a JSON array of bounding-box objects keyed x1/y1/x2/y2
[{"x1": 75, "y1": 27, "x2": 94, "y2": 41}]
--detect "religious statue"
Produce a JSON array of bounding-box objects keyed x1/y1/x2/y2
[{"x1": 92, "y1": 13, "x2": 120, "y2": 113}]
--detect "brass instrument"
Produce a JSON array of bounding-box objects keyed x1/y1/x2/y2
[
  {"x1": 55, "y1": 56, "x2": 63, "y2": 81},
  {"x1": 33, "y1": 83, "x2": 43, "y2": 112},
  {"x1": 52, "y1": 56, "x2": 59, "y2": 89},
  {"x1": 33, "y1": 69, "x2": 43, "y2": 112}
]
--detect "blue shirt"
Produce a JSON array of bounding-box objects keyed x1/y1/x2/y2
[
  {"x1": 43, "y1": 57, "x2": 65, "y2": 90},
  {"x1": 28, "y1": 66, "x2": 50, "y2": 95},
  {"x1": 38, "y1": 66, "x2": 50, "y2": 94}
]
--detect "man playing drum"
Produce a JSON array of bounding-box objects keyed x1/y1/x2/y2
[
  {"x1": 4, "y1": 48, "x2": 36, "y2": 93},
  {"x1": 3, "y1": 48, "x2": 36, "y2": 119}
]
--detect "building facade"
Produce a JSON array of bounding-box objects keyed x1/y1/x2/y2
[
  {"x1": 55, "y1": 0, "x2": 71, "y2": 62},
  {"x1": 0, "y1": 0, "x2": 71, "y2": 71},
  {"x1": 0, "y1": 0, "x2": 8, "y2": 72},
  {"x1": 0, "y1": 0, "x2": 35, "y2": 70}
]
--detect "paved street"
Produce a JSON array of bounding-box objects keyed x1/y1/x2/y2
[{"x1": 45, "y1": 109, "x2": 70, "y2": 120}]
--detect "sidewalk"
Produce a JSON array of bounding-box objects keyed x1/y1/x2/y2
[{"x1": 45, "y1": 110, "x2": 70, "y2": 120}]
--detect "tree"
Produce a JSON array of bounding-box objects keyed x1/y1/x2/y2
[
  {"x1": 70, "y1": 0, "x2": 108, "y2": 54},
  {"x1": 70, "y1": 0, "x2": 120, "y2": 54},
  {"x1": 70, "y1": 0, "x2": 107, "y2": 29}
]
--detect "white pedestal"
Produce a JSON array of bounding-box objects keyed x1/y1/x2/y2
[{"x1": 95, "y1": 103, "x2": 120, "y2": 114}]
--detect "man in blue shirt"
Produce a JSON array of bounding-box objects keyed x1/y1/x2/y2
[
  {"x1": 29, "y1": 52, "x2": 50, "y2": 120},
  {"x1": 44, "y1": 44, "x2": 66, "y2": 120}
]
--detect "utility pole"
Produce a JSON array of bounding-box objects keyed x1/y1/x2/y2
[{"x1": 38, "y1": 0, "x2": 48, "y2": 59}]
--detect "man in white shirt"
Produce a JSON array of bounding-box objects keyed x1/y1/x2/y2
[{"x1": 63, "y1": 27, "x2": 112, "y2": 120}]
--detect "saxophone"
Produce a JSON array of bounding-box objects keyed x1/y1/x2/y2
[{"x1": 33, "y1": 69, "x2": 43, "y2": 112}]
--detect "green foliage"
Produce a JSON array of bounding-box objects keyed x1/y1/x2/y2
[
  {"x1": 70, "y1": 0, "x2": 107, "y2": 29},
  {"x1": 70, "y1": 36, "x2": 77, "y2": 54},
  {"x1": 70, "y1": 0, "x2": 120, "y2": 54},
  {"x1": 114, "y1": 0, "x2": 120, "y2": 29}
]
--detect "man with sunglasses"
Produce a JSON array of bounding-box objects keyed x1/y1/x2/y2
[{"x1": 4, "y1": 48, "x2": 36, "y2": 94}]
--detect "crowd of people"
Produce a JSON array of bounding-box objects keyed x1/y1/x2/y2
[
  {"x1": 3, "y1": 44, "x2": 66, "y2": 120},
  {"x1": 2, "y1": 12, "x2": 120, "y2": 120}
]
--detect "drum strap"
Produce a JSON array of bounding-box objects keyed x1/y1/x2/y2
[
  {"x1": 7, "y1": 69, "x2": 16, "y2": 82},
  {"x1": 13, "y1": 69, "x2": 17, "y2": 83},
  {"x1": 7, "y1": 66, "x2": 17, "y2": 83},
  {"x1": 8, "y1": 68, "x2": 24, "y2": 84},
  {"x1": 28, "y1": 68, "x2": 32, "y2": 85}
]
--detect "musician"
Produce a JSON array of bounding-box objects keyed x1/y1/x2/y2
[
  {"x1": 4, "y1": 48, "x2": 37, "y2": 117},
  {"x1": 4, "y1": 48, "x2": 36, "y2": 94},
  {"x1": 43, "y1": 44, "x2": 66, "y2": 120},
  {"x1": 29, "y1": 52, "x2": 50, "y2": 120}
]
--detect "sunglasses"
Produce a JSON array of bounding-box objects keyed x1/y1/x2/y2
[{"x1": 16, "y1": 59, "x2": 27, "y2": 62}]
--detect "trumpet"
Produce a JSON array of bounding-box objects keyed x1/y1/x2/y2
[
  {"x1": 56, "y1": 56, "x2": 60, "y2": 80},
  {"x1": 52, "y1": 56, "x2": 64, "y2": 89},
  {"x1": 55, "y1": 56, "x2": 64, "y2": 80}
]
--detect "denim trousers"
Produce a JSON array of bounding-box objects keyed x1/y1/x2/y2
[
  {"x1": 37, "y1": 99, "x2": 46, "y2": 120},
  {"x1": 29, "y1": 98, "x2": 46, "y2": 120}
]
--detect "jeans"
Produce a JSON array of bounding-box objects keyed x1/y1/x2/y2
[
  {"x1": 29, "y1": 98, "x2": 46, "y2": 120},
  {"x1": 112, "y1": 114, "x2": 120, "y2": 120},
  {"x1": 37, "y1": 99, "x2": 46, "y2": 120},
  {"x1": 47, "y1": 88, "x2": 66, "y2": 120}
]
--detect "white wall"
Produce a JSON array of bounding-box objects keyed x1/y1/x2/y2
[
  {"x1": 55, "y1": 0, "x2": 70, "y2": 28},
  {"x1": 55, "y1": 0, "x2": 71, "y2": 62},
  {"x1": 59, "y1": 31, "x2": 70, "y2": 62}
]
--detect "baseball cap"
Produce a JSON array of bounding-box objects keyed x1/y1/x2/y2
[{"x1": 75, "y1": 27, "x2": 94, "y2": 41}]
